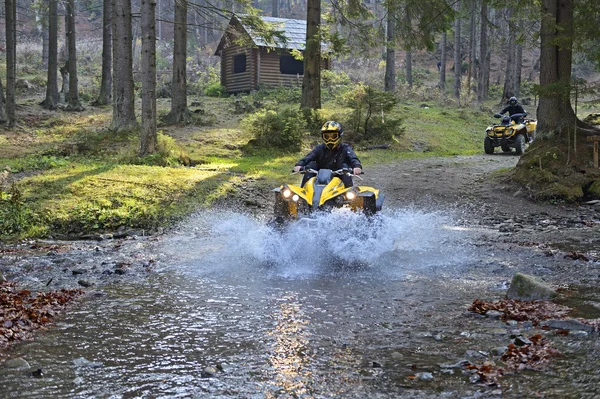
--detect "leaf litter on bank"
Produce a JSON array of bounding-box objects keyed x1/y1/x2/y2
[
  {"x1": 0, "y1": 281, "x2": 83, "y2": 356},
  {"x1": 469, "y1": 298, "x2": 572, "y2": 325}
]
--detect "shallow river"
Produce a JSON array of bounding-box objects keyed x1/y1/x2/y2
[{"x1": 1, "y1": 209, "x2": 599, "y2": 398}]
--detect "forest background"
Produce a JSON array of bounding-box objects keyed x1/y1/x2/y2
[{"x1": 0, "y1": 0, "x2": 599, "y2": 240}]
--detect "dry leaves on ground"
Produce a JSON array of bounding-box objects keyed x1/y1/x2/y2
[{"x1": 0, "y1": 281, "x2": 83, "y2": 354}]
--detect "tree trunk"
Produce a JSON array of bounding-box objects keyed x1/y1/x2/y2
[
  {"x1": 66, "y1": 0, "x2": 83, "y2": 111},
  {"x1": 140, "y1": 0, "x2": 157, "y2": 156},
  {"x1": 112, "y1": 0, "x2": 137, "y2": 130},
  {"x1": 477, "y1": 1, "x2": 488, "y2": 102},
  {"x1": 405, "y1": 50, "x2": 413, "y2": 88},
  {"x1": 165, "y1": 0, "x2": 191, "y2": 124},
  {"x1": 453, "y1": 0, "x2": 461, "y2": 99},
  {"x1": 41, "y1": 0, "x2": 59, "y2": 110},
  {"x1": 501, "y1": 8, "x2": 516, "y2": 103},
  {"x1": 384, "y1": 8, "x2": 396, "y2": 93},
  {"x1": 513, "y1": 0, "x2": 600, "y2": 202},
  {"x1": 42, "y1": 22, "x2": 49, "y2": 69},
  {"x1": 467, "y1": 0, "x2": 476, "y2": 95},
  {"x1": 0, "y1": 78, "x2": 6, "y2": 123},
  {"x1": 300, "y1": 0, "x2": 321, "y2": 110},
  {"x1": 93, "y1": 0, "x2": 112, "y2": 106},
  {"x1": 514, "y1": 43, "x2": 522, "y2": 98},
  {"x1": 5, "y1": 0, "x2": 16, "y2": 127},
  {"x1": 439, "y1": 31, "x2": 446, "y2": 91},
  {"x1": 536, "y1": 0, "x2": 577, "y2": 138},
  {"x1": 272, "y1": 0, "x2": 278, "y2": 17}
]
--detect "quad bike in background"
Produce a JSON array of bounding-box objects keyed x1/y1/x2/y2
[
  {"x1": 271, "y1": 168, "x2": 384, "y2": 226},
  {"x1": 484, "y1": 113, "x2": 537, "y2": 155}
]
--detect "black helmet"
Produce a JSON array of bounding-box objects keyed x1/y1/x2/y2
[
  {"x1": 501, "y1": 116, "x2": 512, "y2": 126},
  {"x1": 509, "y1": 96, "x2": 518, "y2": 106},
  {"x1": 321, "y1": 121, "x2": 343, "y2": 150}
]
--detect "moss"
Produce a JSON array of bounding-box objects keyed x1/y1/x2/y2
[
  {"x1": 511, "y1": 142, "x2": 591, "y2": 202},
  {"x1": 586, "y1": 180, "x2": 600, "y2": 199}
]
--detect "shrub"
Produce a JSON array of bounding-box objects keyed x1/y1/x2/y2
[
  {"x1": 342, "y1": 83, "x2": 403, "y2": 142},
  {"x1": 205, "y1": 83, "x2": 227, "y2": 98},
  {"x1": 0, "y1": 183, "x2": 36, "y2": 237},
  {"x1": 241, "y1": 106, "x2": 306, "y2": 151}
]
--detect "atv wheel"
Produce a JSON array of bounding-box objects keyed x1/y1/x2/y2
[
  {"x1": 514, "y1": 134, "x2": 526, "y2": 155},
  {"x1": 362, "y1": 194, "x2": 377, "y2": 216},
  {"x1": 501, "y1": 144, "x2": 511, "y2": 153},
  {"x1": 484, "y1": 137, "x2": 494, "y2": 154}
]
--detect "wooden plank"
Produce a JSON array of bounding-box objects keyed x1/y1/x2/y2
[{"x1": 586, "y1": 135, "x2": 600, "y2": 142}]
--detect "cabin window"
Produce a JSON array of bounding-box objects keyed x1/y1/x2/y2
[
  {"x1": 233, "y1": 53, "x2": 246, "y2": 73},
  {"x1": 280, "y1": 55, "x2": 304, "y2": 75}
]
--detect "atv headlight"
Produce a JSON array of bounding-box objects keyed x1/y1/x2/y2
[
  {"x1": 282, "y1": 188, "x2": 292, "y2": 198},
  {"x1": 292, "y1": 194, "x2": 299, "y2": 202},
  {"x1": 345, "y1": 191, "x2": 356, "y2": 200}
]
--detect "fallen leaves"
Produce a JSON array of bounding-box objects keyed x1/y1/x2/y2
[
  {"x1": 0, "y1": 281, "x2": 83, "y2": 353},
  {"x1": 469, "y1": 298, "x2": 571, "y2": 325}
]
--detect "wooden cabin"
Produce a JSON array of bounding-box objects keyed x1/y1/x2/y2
[{"x1": 214, "y1": 16, "x2": 331, "y2": 94}]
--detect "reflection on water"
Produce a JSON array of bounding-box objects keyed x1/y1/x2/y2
[{"x1": 1, "y1": 210, "x2": 599, "y2": 398}]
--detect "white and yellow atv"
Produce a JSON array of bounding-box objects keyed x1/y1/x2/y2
[
  {"x1": 272, "y1": 168, "x2": 384, "y2": 225},
  {"x1": 485, "y1": 113, "x2": 536, "y2": 155}
]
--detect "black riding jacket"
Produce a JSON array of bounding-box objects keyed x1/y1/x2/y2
[
  {"x1": 499, "y1": 104, "x2": 525, "y2": 116},
  {"x1": 295, "y1": 143, "x2": 362, "y2": 171}
]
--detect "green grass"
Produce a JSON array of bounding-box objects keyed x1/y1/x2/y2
[{"x1": 0, "y1": 95, "x2": 496, "y2": 240}]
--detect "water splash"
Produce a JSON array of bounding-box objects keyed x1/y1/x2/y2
[{"x1": 164, "y1": 208, "x2": 472, "y2": 278}]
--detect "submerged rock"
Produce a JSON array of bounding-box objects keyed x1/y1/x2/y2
[{"x1": 506, "y1": 272, "x2": 557, "y2": 300}]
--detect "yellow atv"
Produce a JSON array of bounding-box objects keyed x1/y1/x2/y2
[
  {"x1": 484, "y1": 113, "x2": 537, "y2": 155},
  {"x1": 272, "y1": 168, "x2": 384, "y2": 225}
]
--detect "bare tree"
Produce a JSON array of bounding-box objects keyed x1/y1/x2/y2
[
  {"x1": 301, "y1": 0, "x2": 321, "y2": 110},
  {"x1": 112, "y1": 0, "x2": 137, "y2": 130},
  {"x1": 5, "y1": 0, "x2": 16, "y2": 127},
  {"x1": 140, "y1": 0, "x2": 157, "y2": 155},
  {"x1": 41, "y1": 0, "x2": 59, "y2": 110},
  {"x1": 384, "y1": 2, "x2": 396, "y2": 93},
  {"x1": 66, "y1": 0, "x2": 84, "y2": 111},
  {"x1": 165, "y1": 0, "x2": 191, "y2": 124},
  {"x1": 477, "y1": 0, "x2": 489, "y2": 102},
  {"x1": 439, "y1": 31, "x2": 447, "y2": 90},
  {"x1": 453, "y1": 0, "x2": 461, "y2": 99},
  {"x1": 93, "y1": 0, "x2": 112, "y2": 106},
  {"x1": 0, "y1": 78, "x2": 6, "y2": 123},
  {"x1": 272, "y1": 0, "x2": 279, "y2": 17},
  {"x1": 501, "y1": 8, "x2": 516, "y2": 102}
]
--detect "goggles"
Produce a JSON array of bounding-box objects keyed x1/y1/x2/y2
[{"x1": 322, "y1": 132, "x2": 340, "y2": 141}]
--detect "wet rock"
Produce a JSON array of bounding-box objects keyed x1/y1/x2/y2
[
  {"x1": 490, "y1": 346, "x2": 508, "y2": 356},
  {"x1": 0, "y1": 272, "x2": 6, "y2": 282},
  {"x1": 485, "y1": 310, "x2": 503, "y2": 320},
  {"x1": 416, "y1": 372, "x2": 434, "y2": 381},
  {"x1": 438, "y1": 359, "x2": 469, "y2": 369},
  {"x1": 78, "y1": 280, "x2": 93, "y2": 287},
  {"x1": 114, "y1": 268, "x2": 126, "y2": 275},
  {"x1": 541, "y1": 318, "x2": 595, "y2": 333},
  {"x1": 3, "y1": 357, "x2": 30, "y2": 369},
  {"x1": 513, "y1": 336, "x2": 533, "y2": 346},
  {"x1": 29, "y1": 368, "x2": 44, "y2": 378},
  {"x1": 72, "y1": 268, "x2": 87, "y2": 275},
  {"x1": 506, "y1": 272, "x2": 557, "y2": 300},
  {"x1": 371, "y1": 361, "x2": 383, "y2": 368},
  {"x1": 72, "y1": 357, "x2": 103, "y2": 368},
  {"x1": 201, "y1": 366, "x2": 218, "y2": 378}
]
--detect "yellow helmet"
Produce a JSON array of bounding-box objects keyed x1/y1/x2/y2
[{"x1": 321, "y1": 121, "x2": 343, "y2": 150}]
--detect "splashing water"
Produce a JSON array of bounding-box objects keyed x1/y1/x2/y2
[{"x1": 165, "y1": 207, "x2": 472, "y2": 278}]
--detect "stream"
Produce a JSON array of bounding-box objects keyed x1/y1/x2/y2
[{"x1": 1, "y1": 208, "x2": 599, "y2": 398}]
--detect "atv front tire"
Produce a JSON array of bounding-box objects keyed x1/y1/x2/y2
[
  {"x1": 514, "y1": 134, "x2": 526, "y2": 155},
  {"x1": 484, "y1": 137, "x2": 494, "y2": 154}
]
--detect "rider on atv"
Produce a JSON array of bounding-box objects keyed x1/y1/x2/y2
[
  {"x1": 293, "y1": 121, "x2": 362, "y2": 188},
  {"x1": 498, "y1": 96, "x2": 527, "y2": 123}
]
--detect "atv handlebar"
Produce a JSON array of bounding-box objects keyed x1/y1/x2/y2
[{"x1": 292, "y1": 167, "x2": 363, "y2": 177}]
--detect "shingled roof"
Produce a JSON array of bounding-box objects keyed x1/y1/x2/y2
[{"x1": 214, "y1": 15, "x2": 309, "y2": 55}]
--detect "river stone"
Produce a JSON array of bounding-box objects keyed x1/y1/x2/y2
[
  {"x1": 0, "y1": 272, "x2": 6, "y2": 282},
  {"x1": 3, "y1": 357, "x2": 30, "y2": 369},
  {"x1": 506, "y1": 273, "x2": 557, "y2": 300},
  {"x1": 541, "y1": 318, "x2": 594, "y2": 333}
]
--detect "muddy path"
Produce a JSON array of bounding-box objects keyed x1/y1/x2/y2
[{"x1": 1, "y1": 154, "x2": 600, "y2": 399}]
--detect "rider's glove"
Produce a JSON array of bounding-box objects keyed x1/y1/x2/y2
[{"x1": 353, "y1": 167, "x2": 362, "y2": 176}]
